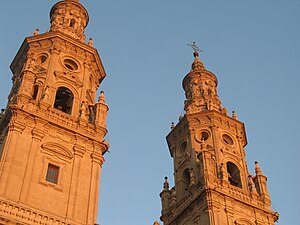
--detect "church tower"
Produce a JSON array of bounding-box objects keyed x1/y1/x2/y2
[
  {"x1": 160, "y1": 48, "x2": 279, "y2": 225},
  {"x1": 0, "y1": 1, "x2": 109, "y2": 225}
]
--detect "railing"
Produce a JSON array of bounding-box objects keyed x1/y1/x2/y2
[
  {"x1": 227, "y1": 185, "x2": 252, "y2": 203},
  {"x1": 0, "y1": 199, "x2": 73, "y2": 225},
  {"x1": 17, "y1": 101, "x2": 104, "y2": 139}
]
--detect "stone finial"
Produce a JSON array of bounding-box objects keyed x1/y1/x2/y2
[
  {"x1": 232, "y1": 110, "x2": 237, "y2": 120},
  {"x1": 0, "y1": 109, "x2": 4, "y2": 120},
  {"x1": 255, "y1": 161, "x2": 262, "y2": 175},
  {"x1": 33, "y1": 28, "x2": 39, "y2": 36},
  {"x1": 171, "y1": 187, "x2": 176, "y2": 205},
  {"x1": 171, "y1": 122, "x2": 175, "y2": 129},
  {"x1": 191, "y1": 54, "x2": 205, "y2": 71},
  {"x1": 98, "y1": 91, "x2": 106, "y2": 103},
  {"x1": 186, "y1": 42, "x2": 205, "y2": 71},
  {"x1": 88, "y1": 38, "x2": 93, "y2": 46},
  {"x1": 163, "y1": 177, "x2": 169, "y2": 191}
]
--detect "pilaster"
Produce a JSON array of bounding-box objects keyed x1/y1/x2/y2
[
  {"x1": 19, "y1": 127, "x2": 45, "y2": 203},
  {"x1": 66, "y1": 144, "x2": 85, "y2": 220},
  {"x1": 87, "y1": 151, "x2": 104, "y2": 224},
  {"x1": 0, "y1": 121, "x2": 26, "y2": 196}
]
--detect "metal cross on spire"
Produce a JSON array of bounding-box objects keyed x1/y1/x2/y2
[{"x1": 187, "y1": 41, "x2": 203, "y2": 57}]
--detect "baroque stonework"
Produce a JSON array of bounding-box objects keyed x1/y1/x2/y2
[
  {"x1": 160, "y1": 51, "x2": 279, "y2": 225},
  {"x1": 0, "y1": 1, "x2": 109, "y2": 225}
]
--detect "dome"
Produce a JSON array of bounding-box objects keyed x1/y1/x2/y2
[{"x1": 49, "y1": 0, "x2": 89, "y2": 42}]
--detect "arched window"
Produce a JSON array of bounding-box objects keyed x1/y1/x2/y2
[
  {"x1": 227, "y1": 162, "x2": 242, "y2": 188},
  {"x1": 70, "y1": 19, "x2": 76, "y2": 28},
  {"x1": 54, "y1": 87, "x2": 74, "y2": 114}
]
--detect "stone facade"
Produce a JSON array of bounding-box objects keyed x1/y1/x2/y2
[
  {"x1": 160, "y1": 51, "x2": 279, "y2": 225},
  {"x1": 0, "y1": 1, "x2": 279, "y2": 225},
  {"x1": 0, "y1": 1, "x2": 109, "y2": 225}
]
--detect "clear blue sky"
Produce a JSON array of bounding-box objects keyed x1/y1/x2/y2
[{"x1": 0, "y1": 1, "x2": 299, "y2": 225}]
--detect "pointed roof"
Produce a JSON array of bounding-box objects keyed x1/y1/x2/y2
[{"x1": 191, "y1": 51, "x2": 205, "y2": 71}]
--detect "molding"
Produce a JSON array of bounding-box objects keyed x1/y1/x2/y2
[
  {"x1": 0, "y1": 198, "x2": 73, "y2": 225},
  {"x1": 41, "y1": 142, "x2": 73, "y2": 162}
]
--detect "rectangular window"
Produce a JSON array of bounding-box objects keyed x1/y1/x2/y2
[{"x1": 46, "y1": 164, "x2": 59, "y2": 184}]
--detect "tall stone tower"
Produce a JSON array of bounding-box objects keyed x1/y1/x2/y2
[
  {"x1": 159, "y1": 49, "x2": 279, "y2": 225},
  {"x1": 0, "y1": 1, "x2": 109, "y2": 225}
]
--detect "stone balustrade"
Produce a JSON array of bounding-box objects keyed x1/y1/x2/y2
[{"x1": 0, "y1": 199, "x2": 73, "y2": 225}]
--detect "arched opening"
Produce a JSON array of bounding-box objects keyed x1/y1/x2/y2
[
  {"x1": 32, "y1": 85, "x2": 39, "y2": 100},
  {"x1": 179, "y1": 169, "x2": 191, "y2": 198},
  {"x1": 69, "y1": 19, "x2": 76, "y2": 28},
  {"x1": 178, "y1": 140, "x2": 187, "y2": 155},
  {"x1": 226, "y1": 162, "x2": 242, "y2": 188},
  {"x1": 199, "y1": 131, "x2": 209, "y2": 141},
  {"x1": 89, "y1": 105, "x2": 96, "y2": 124},
  {"x1": 54, "y1": 87, "x2": 74, "y2": 114}
]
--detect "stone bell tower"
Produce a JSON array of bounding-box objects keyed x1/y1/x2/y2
[
  {"x1": 0, "y1": 1, "x2": 109, "y2": 225},
  {"x1": 159, "y1": 48, "x2": 279, "y2": 225}
]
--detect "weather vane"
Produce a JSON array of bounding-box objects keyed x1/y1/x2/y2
[{"x1": 187, "y1": 41, "x2": 203, "y2": 54}]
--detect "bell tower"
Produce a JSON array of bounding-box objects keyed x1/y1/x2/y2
[
  {"x1": 160, "y1": 47, "x2": 279, "y2": 225},
  {"x1": 0, "y1": 1, "x2": 109, "y2": 225}
]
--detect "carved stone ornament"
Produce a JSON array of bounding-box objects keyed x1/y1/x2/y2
[
  {"x1": 234, "y1": 218, "x2": 255, "y2": 225},
  {"x1": 41, "y1": 142, "x2": 73, "y2": 162},
  {"x1": 54, "y1": 70, "x2": 83, "y2": 88}
]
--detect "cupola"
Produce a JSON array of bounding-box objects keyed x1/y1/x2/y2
[{"x1": 50, "y1": 0, "x2": 89, "y2": 42}]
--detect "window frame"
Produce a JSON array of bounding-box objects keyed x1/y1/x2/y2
[
  {"x1": 40, "y1": 157, "x2": 65, "y2": 190},
  {"x1": 45, "y1": 163, "x2": 60, "y2": 184}
]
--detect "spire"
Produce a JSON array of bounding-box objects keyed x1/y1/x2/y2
[
  {"x1": 160, "y1": 177, "x2": 171, "y2": 218},
  {"x1": 49, "y1": 0, "x2": 89, "y2": 42},
  {"x1": 98, "y1": 91, "x2": 106, "y2": 103},
  {"x1": 255, "y1": 161, "x2": 262, "y2": 175},
  {"x1": 253, "y1": 161, "x2": 271, "y2": 205},
  {"x1": 163, "y1": 176, "x2": 170, "y2": 191}
]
